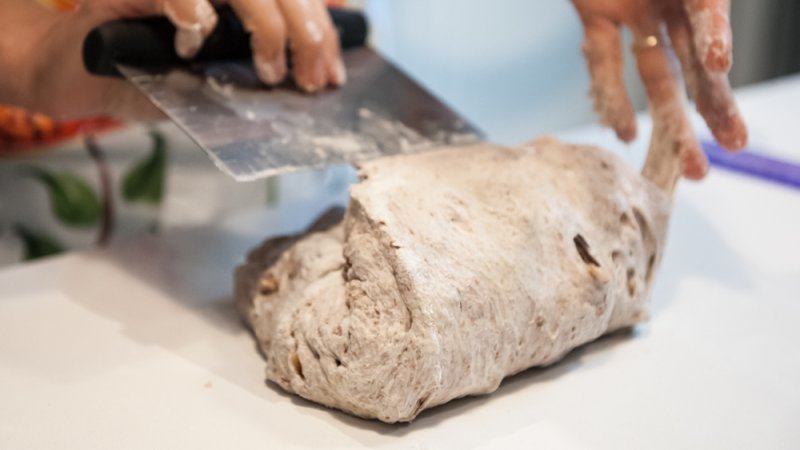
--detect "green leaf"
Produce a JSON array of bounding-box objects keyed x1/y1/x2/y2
[
  {"x1": 122, "y1": 131, "x2": 167, "y2": 205},
  {"x1": 26, "y1": 167, "x2": 102, "y2": 227},
  {"x1": 14, "y1": 225, "x2": 65, "y2": 260}
]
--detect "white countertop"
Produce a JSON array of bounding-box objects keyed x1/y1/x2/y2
[{"x1": 1, "y1": 76, "x2": 799, "y2": 449}]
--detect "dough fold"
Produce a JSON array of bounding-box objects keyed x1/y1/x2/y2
[{"x1": 235, "y1": 138, "x2": 672, "y2": 423}]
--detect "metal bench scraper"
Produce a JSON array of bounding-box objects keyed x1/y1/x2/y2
[{"x1": 83, "y1": 8, "x2": 481, "y2": 181}]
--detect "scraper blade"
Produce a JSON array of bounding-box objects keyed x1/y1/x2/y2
[
  {"x1": 117, "y1": 48, "x2": 480, "y2": 181},
  {"x1": 83, "y1": 8, "x2": 481, "y2": 181}
]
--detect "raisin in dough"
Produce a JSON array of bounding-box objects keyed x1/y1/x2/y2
[{"x1": 235, "y1": 137, "x2": 676, "y2": 423}]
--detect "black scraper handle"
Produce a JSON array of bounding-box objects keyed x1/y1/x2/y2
[{"x1": 83, "y1": 6, "x2": 368, "y2": 77}]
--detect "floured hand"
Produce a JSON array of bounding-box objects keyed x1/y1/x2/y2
[{"x1": 571, "y1": 0, "x2": 747, "y2": 182}]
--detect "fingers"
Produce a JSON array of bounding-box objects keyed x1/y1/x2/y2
[
  {"x1": 580, "y1": 17, "x2": 637, "y2": 142},
  {"x1": 302, "y1": 0, "x2": 346, "y2": 88},
  {"x1": 182, "y1": 0, "x2": 344, "y2": 89},
  {"x1": 666, "y1": 6, "x2": 747, "y2": 151},
  {"x1": 632, "y1": 25, "x2": 708, "y2": 184},
  {"x1": 683, "y1": 0, "x2": 732, "y2": 72},
  {"x1": 277, "y1": 0, "x2": 345, "y2": 92},
  {"x1": 92, "y1": 0, "x2": 343, "y2": 90},
  {"x1": 161, "y1": 0, "x2": 219, "y2": 58},
  {"x1": 229, "y1": 0, "x2": 288, "y2": 85},
  {"x1": 321, "y1": 10, "x2": 347, "y2": 87},
  {"x1": 698, "y1": 71, "x2": 747, "y2": 150}
]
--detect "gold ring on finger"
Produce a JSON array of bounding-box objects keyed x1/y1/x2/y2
[{"x1": 633, "y1": 35, "x2": 661, "y2": 52}]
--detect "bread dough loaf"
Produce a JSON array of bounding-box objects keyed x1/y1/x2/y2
[{"x1": 235, "y1": 137, "x2": 672, "y2": 423}]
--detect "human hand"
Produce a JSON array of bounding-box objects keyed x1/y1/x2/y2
[
  {"x1": 0, "y1": 0, "x2": 345, "y2": 120},
  {"x1": 105, "y1": 0, "x2": 348, "y2": 91},
  {"x1": 571, "y1": 0, "x2": 747, "y2": 186}
]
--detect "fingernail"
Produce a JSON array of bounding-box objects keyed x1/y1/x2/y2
[
  {"x1": 333, "y1": 61, "x2": 347, "y2": 86},
  {"x1": 298, "y1": 59, "x2": 326, "y2": 93},
  {"x1": 300, "y1": 82, "x2": 321, "y2": 93},
  {"x1": 615, "y1": 120, "x2": 637, "y2": 143},
  {"x1": 175, "y1": 25, "x2": 204, "y2": 58},
  {"x1": 255, "y1": 54, "x2": 285, "y2": 85},
  {"x1": 194, "y1": 1, "x2": 217, "y2": 31},
  {"x1": 681, "y1": 149, "x2": 709, "y2": 180},
  {"x1": 710, "y1": 109, "x2": 748, "y2": 151},
  {"x1": 715, "y1": 118, "x2": 748, "y2": 151},
  {"x1": 164, "y1": 0, "x2": 217, "y2": 58}
]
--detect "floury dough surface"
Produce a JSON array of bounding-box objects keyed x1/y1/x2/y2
[{"x1": 235, "y1": 137, "x2": 673, "y2": 423}]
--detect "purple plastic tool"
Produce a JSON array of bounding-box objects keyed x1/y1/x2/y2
[{"x1": 702, "y1": 140, "x2": 800, "y2": 190}]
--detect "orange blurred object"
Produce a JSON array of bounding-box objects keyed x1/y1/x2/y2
[
  {"x1": 0, "y1": 106, "x2": 121, "y2": 156},
  {"x1": 36, "y1": 0, "x2": 78, "y2": 12}
]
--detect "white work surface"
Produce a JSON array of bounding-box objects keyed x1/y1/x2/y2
[{"x1": 2, "y1": 77, "x2": 799, "y2": 450}]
